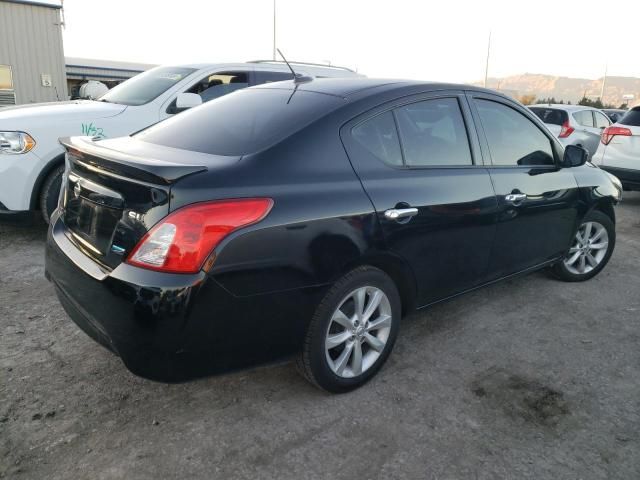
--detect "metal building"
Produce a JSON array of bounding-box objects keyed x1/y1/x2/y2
[
  {"x1": 65, "y1": 57, "x2": 155, "y2": 98},
  {"x1": 0, "y1": 0, "x2": 67, "y2": 105}
]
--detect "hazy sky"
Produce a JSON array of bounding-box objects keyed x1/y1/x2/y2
[{"x1": 55, "y1": 0, "x2": 640, "y2": 82}]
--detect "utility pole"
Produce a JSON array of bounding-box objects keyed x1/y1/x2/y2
[
  {"x1": 484, "y1": 31, "x2": 491, "y2": 88},
  {"x1": 599, "y1": 63, "x2": 608, "y2": 103},
  {"x1": 272, "y1": 0, "x2": 277, "y2": 61}
]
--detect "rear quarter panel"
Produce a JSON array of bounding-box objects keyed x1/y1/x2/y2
[{"x1": 169, "y1": 113, "x2": 386, "y2": 297}]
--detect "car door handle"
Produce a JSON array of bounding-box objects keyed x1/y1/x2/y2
[
  {"x1": 505, "y1": 193, "x2": 527, "y2": 204},
  {"x1": 384, "y1": 208, "x2": 418, "y2": 220}
]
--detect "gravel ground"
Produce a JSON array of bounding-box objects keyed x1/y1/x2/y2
[{"x1": 1, "y1": 192, "x2": 639, "y2": 480}]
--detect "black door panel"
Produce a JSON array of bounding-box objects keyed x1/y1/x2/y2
[
  {"x1": 485, "y1": 168, "x2": 579, "y2": 277},
  {"x1": 366, "y1": 169, "x2": 497, "y2": 304},
  {"x1": 468, "y1": 93, "x2": 580, "y2": 278},
  {"x1": 342, "y1": 92, "x2": 498, "y2": 306}
]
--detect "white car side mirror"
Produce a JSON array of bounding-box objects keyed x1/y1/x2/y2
[{"x1": 175, "y1": 92, "x2": 202, "y2": 112}]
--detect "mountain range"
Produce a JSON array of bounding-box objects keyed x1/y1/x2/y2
[{"x1": 474, "y1": 73, "x2": 640, "y2": 107}]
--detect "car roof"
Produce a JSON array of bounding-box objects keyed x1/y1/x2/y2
[
  {"x1": 159, "y1": 62, "x2": 363, "y2": 77},
  {"x1": 529, "y1": 104, "x2": 596, "y2": 112},
  {"x1": 252, "y1": 77, "x2": 505, "y2": 99}
]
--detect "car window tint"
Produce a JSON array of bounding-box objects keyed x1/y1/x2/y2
[
  {"x1": 254, "y1": 71, "x2": 295, "y2": 84},
  {"x1": 138, "y1": 89, "x2": 344, "y2": 156},
  {"x1": 394, "y1": 98, "x2": 472, "y2": 166},
  {"x1": 190, "y1": 72, "x2": 249, "y2": 103},
  {"x1": 352, "y1": 112, "x2": 403, "y2": 166},
  {"x1": 475, "y1": 99, "x2": 555, "y2": 167},
  {"x1": 573, "y1": 110, "x2": 595, "y2": 127},
  {"x1": 594, "y1": 111, "x2": 610, "y2": 128},
  {"x1": 529, "y1": 107, "x2": 568, "y2": 126},
  {"x1": 620, "y1": 107, "x2": 640, "y2": 127}
]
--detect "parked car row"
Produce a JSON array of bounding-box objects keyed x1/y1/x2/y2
[
  {"x1": 529, "y1": 103, "x2": 639, "y2": 191},
  {"x1": 593, "y1": 106, "x2": 640, "y2": 191},
  {"x1": 528, "y1": 104, "x2": 612, "y2": 158}
]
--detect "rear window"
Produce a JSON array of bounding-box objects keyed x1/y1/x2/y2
[
  {"x1": 136, "y1": 88, "x2": 344, "y2": 156},
  {"x1": 529, "y1": 107, "x2": 568, "y2": 126},
  {"x1": 620, "y1": 107, "x2": 640, "y2": 127}
]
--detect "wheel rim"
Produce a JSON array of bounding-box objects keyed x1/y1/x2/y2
[
  {"x1": 563, "y1": 221, "x2": 609, "y2": 275},
  {"x1": 325, "y1": 286, "x2": 392, "y2": 379}
]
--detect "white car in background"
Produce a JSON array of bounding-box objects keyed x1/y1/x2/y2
[
  {"x1": 593, "y1": 106, "x2": 640, "y2": 191},
  {"x1": 0, "y1": 61, "x2": 362, "y2": 223},
  {"x1": 528, "y1": 104, "x2": 611, "y2": 159}
]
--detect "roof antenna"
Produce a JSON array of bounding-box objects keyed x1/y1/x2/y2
[{"x1": 277, "y1": 49, "x2": 313, "y2": 84}]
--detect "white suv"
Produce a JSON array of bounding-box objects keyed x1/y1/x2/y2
[
  {"x1": 528, "y1": 104, "x2": 611, "y2": 159},
  {"x1": 0, "y1": 61, "x2": 362, "y2": 223},
  {"x1": 592, "y1": 106, "x2": 640, "y2": 191}
]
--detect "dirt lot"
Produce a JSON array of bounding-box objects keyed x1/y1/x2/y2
[{"x1": 1, "y1": 193, "x2": 639, "y2": 480}]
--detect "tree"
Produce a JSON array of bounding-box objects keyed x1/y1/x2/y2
[
  {"x1": 578, "y1": 96, "x2": 616, "y2": 109},
  {"x1": 535, "y1": 97, "x2": 565, "y2": 105},
  {"x1": 517, "y1": 94, "x2": 537, "y2": 105}
]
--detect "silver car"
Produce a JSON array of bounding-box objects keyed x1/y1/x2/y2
[
  {"x1": 529, "y1": 104, "x2": 611, "y2": 159},
  {"x1": 593, "y1": 106, "x2": 640, "y2": 191}
]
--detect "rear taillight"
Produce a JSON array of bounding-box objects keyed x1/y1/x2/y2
[
  {"x1": 127, "y1": 198, "x2": 273, "y2": 274},
  {"x1": 559, "y1": 120, "x2": 574, "y2": 138},
  {"x1": 601, "y1": 126, "x2": 632, "y2": 145}
]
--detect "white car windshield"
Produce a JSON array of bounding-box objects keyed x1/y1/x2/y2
[{"x1": 99, "y1": 66, "x2": 197, "y2": 106}]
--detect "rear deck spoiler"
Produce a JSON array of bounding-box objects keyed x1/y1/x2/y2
[{"x1": 59, "y1": 136, "x2": 208, "y2": 185}]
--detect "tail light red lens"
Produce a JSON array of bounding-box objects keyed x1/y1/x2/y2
[
  {"x1": 601, "y1": 126, "x2": 632, "y2": 145},
  {"x1": 127, "y1": 198, "x2": 273, "y2": 274},
  {"x1": 559, "y1": 120, "x2": 574, "y2": 138}
]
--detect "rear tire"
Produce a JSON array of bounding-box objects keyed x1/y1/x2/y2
[
  {"x1": 552, "y1": 210, "x2": 615, "y2": 282},
  {"x1": 39, "y1": 165, "x2": 64, "y2": 224},
  {"x1": 296, "y1": 266, "x2": 401, "y2": 393}
]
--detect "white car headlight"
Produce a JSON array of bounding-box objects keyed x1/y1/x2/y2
[{"x1": 0, "y1": 131, "x2": 36, "y2": 154}]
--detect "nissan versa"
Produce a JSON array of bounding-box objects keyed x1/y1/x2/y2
[{"x1": 45, "y1": 78, "x2": 622, "y2": 393}]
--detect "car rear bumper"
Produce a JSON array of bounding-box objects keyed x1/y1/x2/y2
[{"x1": 45, "y1": 211, "x2": 324, "y2": 382}]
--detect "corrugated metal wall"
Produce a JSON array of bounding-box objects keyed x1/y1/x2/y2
[
  {"x1": 0, "y1": 1, "x2": 68, "y2": 104},
  {"x1": 65, "y1": 66, "x2": 144, "y2": 82}
]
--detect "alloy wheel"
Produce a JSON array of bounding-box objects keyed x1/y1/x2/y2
[
  {"x1": 325, "y1": 286, "x2": 393, "y2": 378},
  {"x1": 563, "y1": 221, "x2": 609, "y2": 275}
]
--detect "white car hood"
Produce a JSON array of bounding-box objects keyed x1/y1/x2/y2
[{"x1": 0, "y1": 100, "x2": 127, "y2": 127}]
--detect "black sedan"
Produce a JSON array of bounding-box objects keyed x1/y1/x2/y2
[{"x1": 45, "y1": 78, "x2": 621, "y2": 392}]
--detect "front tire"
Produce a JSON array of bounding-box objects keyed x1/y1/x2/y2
[
  {"x1": 296, "y1": 266, "x2": 401, "y2": 393},
  {"x1": 552, "y1": 210, "x2": 615, "y2": 282},
  {"x1": 39, "y1": 165, "x2": 64, "y2": 224}
]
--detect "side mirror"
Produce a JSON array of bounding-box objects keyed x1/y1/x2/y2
[
  {"x1": 174, "y1": 93, "x2": 202, "y2": 113},
  {"x1": 561, "y1": 144, "x2": 589, "y2": 168}
]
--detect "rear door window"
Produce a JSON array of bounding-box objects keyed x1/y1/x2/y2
[
  {"x1": 573, "y1": 110, "x2": 595, "y2": 127},
  {"x1": 620, "y1": 107, "x2": 640, "y2": 126},
  {"x1": 189, "y1": 72, "x2": 249, "y2": 103},
  {"x1": 529, "y1": 107, "x2": 568, "y2": 126},
  {"x1": 254, "y1": 71, "x2": 295, "y2": 84},
  {"x1": 352, "y1": 111, "x2": 403, "y2": 166},
  {"x1": 394, "y1": 98, "x2": 473, "y2": 166},
  {"x1": 475, "y1": 99, "x2": 555, "y2": 167},
  {"x1": 594, "y1": 111, "x2": 611, "y2": 128}
]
